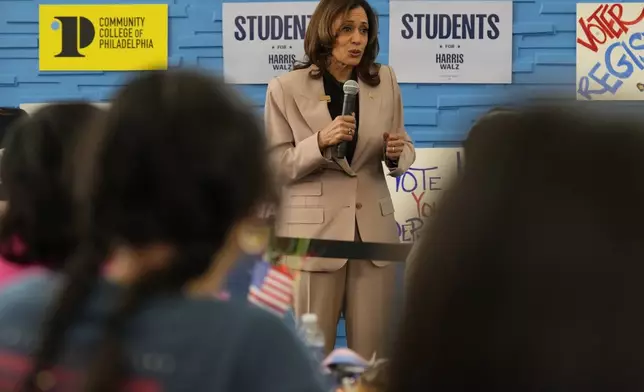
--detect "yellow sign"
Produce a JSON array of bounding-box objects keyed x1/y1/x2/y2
[{"x1": 39, "y1": 4, "x2": 168, "y2": 71}]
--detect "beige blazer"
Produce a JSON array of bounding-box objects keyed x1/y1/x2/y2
[{"x1": 265, "y1": 65, "x2": 415, "y2": 272}]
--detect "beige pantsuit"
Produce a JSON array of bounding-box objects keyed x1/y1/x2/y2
[{"x1": 264, "y1": 64, "x2": 415, "y2": 359}]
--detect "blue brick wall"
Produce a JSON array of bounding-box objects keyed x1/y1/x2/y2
[
  {"x1": 2, "y1": 0, "x2": 635, "y2": 351},
  {"x1": 4, "y1": 0, "x2": 635, "y2": 146}
]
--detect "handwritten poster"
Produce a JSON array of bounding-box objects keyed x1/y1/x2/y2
[
  {"x1": 576, "y1": 3, "x2": 644, "y2": 100},
  {"x1": 383, "y1": 148, "x2": 463, "y2": 243}
]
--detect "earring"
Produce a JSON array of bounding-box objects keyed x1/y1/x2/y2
[{"x1": 237, "y1": 226, "x2": 270, "y2": 255}]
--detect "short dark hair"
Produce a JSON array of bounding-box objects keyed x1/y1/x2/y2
[
  {"x1": 294, "y1": 0, "x2": 380, "y2": 86},
  {"x1": 0, "y1": 103, "x2": 102, "y2": 268},
  {"x1": 22, "y1": 69, "x2": 272, "y2": 392}
]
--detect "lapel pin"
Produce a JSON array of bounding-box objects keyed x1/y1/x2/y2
[
  {"x1": 637, "y1": 83, "x2": 644, "y2": 92},
  {"x1": 320, "y1": 95, "x2": 331, "y2": 102}
]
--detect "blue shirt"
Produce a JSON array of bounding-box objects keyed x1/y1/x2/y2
[
  {"x1": 0, "y1": 274, "x2": 325, "y2": 392},
  {"x1": 223, "y1": 253, "x2": 257, "y2": 300}
]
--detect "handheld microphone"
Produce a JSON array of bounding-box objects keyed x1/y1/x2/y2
[{"x1": 337, "y1": 80, "x2": 360, "y2": 159}]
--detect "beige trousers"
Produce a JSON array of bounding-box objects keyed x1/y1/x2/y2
[{"x1": 294, "y1": 251, "x2": 396, "y2": 359}]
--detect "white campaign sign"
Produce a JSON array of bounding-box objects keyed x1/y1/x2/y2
[
  {"x1": 389, "y1": 1, "x2": 513, "y2": 84},
  {"x1": 382, "y1": 148, "x2": 463, "y2": 243},
  {"x1": 576, "y1": 3, "x2": 644, "y2": 100},
  {"x1": 222, "y1": 2, "x2": 318, "y2": 84}
]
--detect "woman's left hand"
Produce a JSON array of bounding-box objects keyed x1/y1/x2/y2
[{"x1": 383, "y1": 132, "x2": 405, "y2": 161}]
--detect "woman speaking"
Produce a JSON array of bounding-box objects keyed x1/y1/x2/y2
[{"x1": 264, "y1": 0, "x2": 415, "y2": 359}]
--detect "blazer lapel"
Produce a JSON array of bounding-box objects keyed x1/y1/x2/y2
[
  {"x1": 293, "y1": 72, "x2": 332, "y2": 135},
  {"x1": 352, "y1": 79, "x2": 382, "y2": 167}
]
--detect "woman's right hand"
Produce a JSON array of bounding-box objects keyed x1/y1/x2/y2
[{"x1": 318, "y1": 115, "x2": 355, "y2": 149}]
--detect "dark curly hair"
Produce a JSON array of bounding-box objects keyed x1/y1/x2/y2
[{"x1": 0, "y1": 103, "x2": 102, "y2": 268}]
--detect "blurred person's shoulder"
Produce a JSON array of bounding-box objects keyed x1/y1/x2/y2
[
  {"x1": 156, "y1": 294, "x2": 325, "y2": 391},
  {"x1": 0, "y1": 272, "x2": 61, "y2": 364},
  {"x1": 0, "y1": 272, "x2": 61, "y2": 321},
  {"x1": 0, "y1": 275, "x2": 323, "y2": 391},
  {"x1": 183, "y1": 293, "x2": 299, "y2": 345},
  {"x1": 185, "y1": 291, "x2": 281, "y2": 325}
]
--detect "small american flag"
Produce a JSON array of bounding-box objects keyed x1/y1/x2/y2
[{"x1": 247, "y1": 261, "x2": 294, "y2": 317}]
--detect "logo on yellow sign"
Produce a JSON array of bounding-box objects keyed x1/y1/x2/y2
[{"x1": 39, "y1": 4, "x2": 168, "y2": 71}]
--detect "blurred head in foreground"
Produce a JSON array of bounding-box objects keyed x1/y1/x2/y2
[
  {"x1": 22, "y1": 69, "x2": 272, "y2": 391},
  {"x1": 389, "y1": 104, "x2": 644, "y2": 391},
  {"x1": 0, "y1": 103, "x2": 102, "y2": 268}
]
